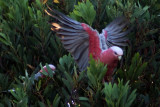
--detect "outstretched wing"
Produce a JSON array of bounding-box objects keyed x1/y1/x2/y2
[
  {"x1": 103, "y1": 17, "x2": 132, "y2": 48},
  {"x1": 45, "y1": 8, "x2": 89, "y2": 71}
]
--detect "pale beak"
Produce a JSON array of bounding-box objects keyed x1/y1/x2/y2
[{"x1": 118, "y1": 56, "x2": 122, "y2": 60}]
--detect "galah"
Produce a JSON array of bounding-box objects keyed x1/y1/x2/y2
[
  {"x1": 34, "y1": 64, "x2": 56, "y2": 80},
  {"x1": 45, "y1": 7, "x2": 131, "y2": 81},
  {"x1": 2, "y1": 65, "x2": 56, "y2": 93}
]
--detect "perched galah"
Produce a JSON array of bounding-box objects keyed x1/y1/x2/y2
[
  {"x1": 3, "y1": 65, "x2": 56, "y2": 93},
  {"x1": 45, "y1": 7, "x2": 131, "y2": 81},
  {"x1": 34, "y1": 64, "x2": 56, "y2": 80}
]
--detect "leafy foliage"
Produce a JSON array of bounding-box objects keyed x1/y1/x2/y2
[
  {"x1": 104, "y1": 79, "x2": 136, "y2": 107},
  {"x1": 117, "y1": 53, "x2": 147, "y2": 85},
  {"x1": 0, "y1": 0, "x2": 160, "y2": 106},
  {"x1": 69, "y1": 0, "x2": 96, "y2": 26},
  {"x1": 87, "y1": 55, "x2": 107, "y2": 90}
]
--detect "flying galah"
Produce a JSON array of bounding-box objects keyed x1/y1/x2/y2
[{"x1": 45, "y1": 7, "x2": 131, "y2": 81}]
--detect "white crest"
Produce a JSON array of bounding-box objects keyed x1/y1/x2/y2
[
  {"x1": 110, "y1": 46, "x2": 123, "y2": 56},
  {"x1": 44, "y1": 64, "x2": 56, "y2": 69}
]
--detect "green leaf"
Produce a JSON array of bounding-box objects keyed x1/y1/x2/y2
[
  {"x1": 103, "y1": 79, "x2": 136, "y2": 107},
  {"x1": 58, "y1": 54, "x2": 75, "y2": 73},
  {"x1": 40, "y1": 63, "x2": 48, "y2": 76},
  {"x1": 87, "y1": 69, "x2": 97, "y2": 88},
  {"x1": 0, "y1": 33, "x2": 12, "y2": 46},
  {"x1": 62, "y1": 77, "x2": 72, "y2": 92},
  {"x1": 52, "y1": 94, "x2": 61, "y2": 107},
  {"x1": 86, "y1": 55, "x2": 108, "y2": 92},
  {"x1": 0, "y1": 103, "x2": 4, "y2": 107},
  {"x1": 70, "y1": 0, "x2": 96, "y2": 26},
  {"x1": 38, "y1": 101, "x2": 46, "y2": 107},
  {"x1": 46, "y1": 63, "x2": 54, "y2": 78},
  {"x1": 79, "y1": 97, "x2": 89, "y2": 101}
]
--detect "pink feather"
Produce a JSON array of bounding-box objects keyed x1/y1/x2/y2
[{"x1": 81, "y1": 23, "x2": 119, "y2": 81}]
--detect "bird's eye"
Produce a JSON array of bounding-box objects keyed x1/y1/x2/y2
[{"x1": 114, "y1": 52, "x2": 118, "y2": 55}]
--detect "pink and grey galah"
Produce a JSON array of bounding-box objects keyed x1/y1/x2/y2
[{"x1": 45, "y1": 7, "x2": 131, "y2": 81}]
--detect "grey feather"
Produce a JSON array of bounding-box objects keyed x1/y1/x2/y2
[
  {"x1": 57, "y1": 32, "x2": 86, "y2": 36},
  {"x1": 104, "y1": 17, "x2": 131, "y2": 48},
  {"x1": 59, "y1": 27, "x2": 83, "y2": 33},
  {"x1": 46, "y1": 8, "x2": 89, "y2": 71},
  {"x1": 77, "y1": 48, "x2": 89, "y2": 71},
  {"x1": 34, "y1": 72, "x2": 42, "y2": 81},
  {"x1": 46, "y1": 6, "x2": 80, "y2": 25}
]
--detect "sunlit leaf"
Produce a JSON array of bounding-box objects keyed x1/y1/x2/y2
[{"x1": 53, "y1": 0, "x2": 59, "y2": 3}]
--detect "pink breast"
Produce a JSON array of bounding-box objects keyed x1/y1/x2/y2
[{"x1": 99, "y1": 49, "x2": 118, "y2": 81}]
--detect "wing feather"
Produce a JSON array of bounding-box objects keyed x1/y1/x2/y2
[
  {"x1": 104, "y1": 17, "x2": 132, "y2": 48},
  {"x1": 45, "y1": 8, "x2": 89, "y2": 71}
]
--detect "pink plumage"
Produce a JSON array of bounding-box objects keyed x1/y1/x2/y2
[
  {"x1": 81, "y1": 23, "x2": 123, "y2": 81},
  {"x1": 81, "y1": 23, "x2": 101, "y2": 59}
]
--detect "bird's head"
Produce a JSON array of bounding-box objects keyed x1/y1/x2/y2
[
  {"x1": 39, "y1": 64, "x2": 56, "y2": 77},
  {"x1": 110, "y1": 46, "x2": 123, "y2": 60},
  {"x1": 40, "y1": 64, "x2": 56, "y2": 73}
]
